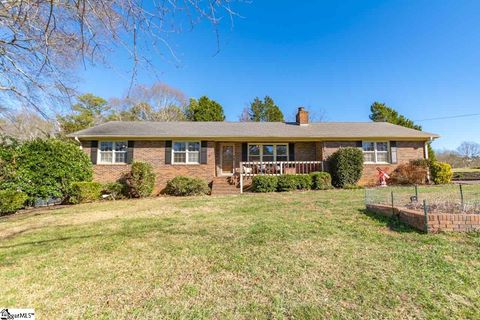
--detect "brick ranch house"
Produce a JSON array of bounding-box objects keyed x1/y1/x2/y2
[{"x1": 69, "y1": 108, "x2": 439, "y2": 194}]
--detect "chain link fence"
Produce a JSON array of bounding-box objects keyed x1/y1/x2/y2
[{"x1": 365, "y1": 184, "x2": 480, "y2": 214}]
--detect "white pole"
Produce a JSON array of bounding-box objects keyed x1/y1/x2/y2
[{"x1": 240, "y1": 162, "x2": 243, "y2": 193}]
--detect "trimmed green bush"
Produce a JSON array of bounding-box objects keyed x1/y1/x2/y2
[
  {"x1": 0, "y1": 138, "x2": 93, "y2": 203},
  {"x1": 0, "y1": 190, "x2": 28, "y2": 215},
  {"x1": 295, "y1": 174, "x2": 312, "y2": 190},
  {"x1": 165, "y1": 176, "x2": 210, "y2": 196},
  {"x1": 310, "y1": 172, "x2": 332, "y2": 190},
  {"x1": 252, "y1": 176, "x2": 278, "y2": 193},
  {"x1": 124, "y1": 162, "x2": 156, "y2": 198},
  {"x1": 328, "y1": 147, "x2": 364, "y2": 188},
  {"x1": 430, "y1": 162, "x2": 453, "y2": 184},
  {"x1": 102, "y1": 182, "x2": 126, "y2": 199},
  {"x1": 69, "y1": 182, "x2": 103, "y2": 204},
  {"x1": 277, "y1": 175, "x2": 298, "y2": 192}
]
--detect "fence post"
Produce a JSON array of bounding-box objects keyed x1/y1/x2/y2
[
  {"x1": 459, "y1": 184, "x2": 464, "y2": 210},
  {"x1": 423, "y1": 199, "x2": 429, "y2": 233},
  {"x1": 391, "y1": 191, "x2": 395, "y2": 215},
  {"x1": 415, "y1": 185, "x2": 418, "y2": 200}
]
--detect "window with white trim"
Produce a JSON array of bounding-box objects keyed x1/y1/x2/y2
[
  {"x1": 173, "y1": 141, "x2": 200, "y2": 164},
  {"x1": 99, "y1": 141, "x2": 127, "y2": 164},
  {"x1": 362, "y1": 141, "x2": 389, "y2": 163},
  {"x1": 248, "y1": 144, "x2": 289, "y2": 162}
]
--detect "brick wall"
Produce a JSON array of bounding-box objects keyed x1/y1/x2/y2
[
  {"x1": 321, "y1": 141, "x2": 426, "y2": 186},
  {"x1": 367, "y1": 204, "x2": 480, "y2": 233},
  {"x1": 82, "y1": 139, "x2": 427, "y2": 191},
  {"x1": 81, "y1": 140, "x2": 216, "y2": 194},
  {"x1": 294, "y1": 142, "x2": 317, "y2": 161}
]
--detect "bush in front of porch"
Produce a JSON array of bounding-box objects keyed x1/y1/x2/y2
[
  {"x1": 252, "y1": 176, "x2": 278, "y2": 192},
  {"x1": 252, "y1": 172, "x2": 332, "y2": 193}
]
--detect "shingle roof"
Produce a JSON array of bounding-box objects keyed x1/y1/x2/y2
[{"x1": 68, "y1": 121, "x2": 439, "y2": 140}]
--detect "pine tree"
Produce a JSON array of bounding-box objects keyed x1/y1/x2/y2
[
  {"x1": 369, "y1": 102, "x2": 436, "y2": 160},
  {"x1": 186, "y1": 96, "x2": 225, "y2": 121},
  {"x1": 248, "y1": 96, "x2": 284, "y2": 122}
]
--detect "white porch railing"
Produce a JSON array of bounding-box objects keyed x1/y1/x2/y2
[{"x1": 239, "y1": 161, "x2": 324, "y2": 193}]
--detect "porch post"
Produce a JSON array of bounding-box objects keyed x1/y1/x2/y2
[{"x1": 240, "y1": 162, "x2": 243, "y2": 194}]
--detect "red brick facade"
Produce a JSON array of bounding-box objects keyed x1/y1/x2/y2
[
  {"x1": 367, "y1": 204, "x2": 480, "y2": 233},
  {"x1": 81, "y1": 139, "x2": 426, "y2": 191}
]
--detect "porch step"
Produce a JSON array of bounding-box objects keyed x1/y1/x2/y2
[{"x1": 211, "y1": 177, "x2": 240, "y2": 195}]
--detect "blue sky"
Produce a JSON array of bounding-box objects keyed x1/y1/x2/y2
[{"x1": 78, "y1": 0, "x2": 480, "y2": 150}]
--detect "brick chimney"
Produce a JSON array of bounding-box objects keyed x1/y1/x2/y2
[{"x1": 296, "y1": 107, "x2": 309, "y2": 125}]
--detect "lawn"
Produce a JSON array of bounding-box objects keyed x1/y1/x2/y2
[
  {"x1": 1, "y1": 190, "x2": 479, "y2": 319},
  {"x1": 453, "y1": 168, "x2": 480, "y2": 173}
]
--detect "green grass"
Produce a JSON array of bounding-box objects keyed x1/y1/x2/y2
[
  {"x1": 1, "y1": 190, "x2": 479, "y2": 319},
  {"x1": 453, "y1": 168, "x2": 480, "y2": 173}
]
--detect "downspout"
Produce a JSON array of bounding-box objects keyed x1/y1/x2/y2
[
  {"x1": 425, "y1": 137, "x2": 433, "y2": 183},
  {"x1": 74, "y1": 136, "x2": 82, "y2": 150}
]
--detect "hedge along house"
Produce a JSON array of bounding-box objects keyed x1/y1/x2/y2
[{"x1": 69, "y1": 108, "x2": 439, "y2": 194}]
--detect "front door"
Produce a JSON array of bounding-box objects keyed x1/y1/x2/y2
[{"x1": 221, "y1": 144, "x2": 234, "y2": 175}]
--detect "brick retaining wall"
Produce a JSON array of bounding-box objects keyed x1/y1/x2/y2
[{"x1": 366, "y1": 204, "x2": 480, "y2": 233}]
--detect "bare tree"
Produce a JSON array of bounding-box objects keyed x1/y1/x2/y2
[
  {"x1": 457, "y1": 141, "x2": 480, "y2": 167},
  {"x1": 238, "y1": 106, "x2": 251, "y2": 122},
  {"x1": 109, "y1": 82, "x2": 188, "y2": 121},
  {"x1": 0, "y1": 0, "x2": 241, "y2": 116},
  {"x1": 0, "y1": 109, "x2": 57, "y2": 140}
]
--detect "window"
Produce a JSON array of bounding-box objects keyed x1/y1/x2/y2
[
  {"x1": 99, "y1": 141, "x2": 127, "y2": 164},
  {"x1": 173, "y1": 141, "x2": 200, "y2": 164},
  {"x1": 362, "y1": 141, "x2": 389, "y2": 163},
  {"x1": 248, "y1": 144, "x2": 289, "y2": 162}
]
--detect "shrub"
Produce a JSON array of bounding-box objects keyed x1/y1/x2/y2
[
  {"x1": 310, "y1": 172, "x2": 332, "y2": 190},
  {"x1": 328, "y1": 147, "x2": 364, "y2": 188},
  {"x1": 251, "y1": 176, "x2": 278, "y2": 193},
  {"x1": 165, "y1": 176, "x2": 210, "y2": 196},
  {"x1": 0, "y1": 190, "x2": 28, "y2": 215},
  {"x1": 343, "y1": 184, "x2": 364, "y2": 190},
  {"x1": 0, "y1": 138, "x2": 92, "y2": 203},
  {"x1": 68, "y1": 182, "x2": 103, "y2": 204},
  {"x1": 389, "y1": 161, "x2": 428, "y2": 185},
  {"x1": 102, "y1": 182, "x2": 126, "y2": 199},
  {"x1": 124, "y1": 162, "x2": 156, "y2": 198},
  {"x1": 430, "y1": 162, "x2": 453, "y2": 184},
  {"x1": 277, "y1": 175, "x2": 298, "y2": 192},
  {"x1": 295, "y1": 174, "x2": 312, "y2": 190}
]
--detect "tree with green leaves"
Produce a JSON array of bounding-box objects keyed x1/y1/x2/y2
[
  {"x1": 369, "y1": 102, "x2": 436, "y2": 161},
  {"x1": 186, "y1": 96, "x2": 225, "y2": 121},
  {"x1": 248, "y1": 96, "x2": 284, "y2": 122},
  {"x1": 57, "y1": 94, "x2": 109, "y2": 135}
]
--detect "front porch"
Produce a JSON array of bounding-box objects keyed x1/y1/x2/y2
[
  {"x1": 213, "y1": 141, "x2": 325, "y2": 194},
  {"x1": 211, "y1": 160, "x2": 325, "y2": 195}
]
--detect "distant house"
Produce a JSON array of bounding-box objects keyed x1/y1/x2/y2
[{"x1": 69, "y1": 107, "x2": 438, "y2": 194}]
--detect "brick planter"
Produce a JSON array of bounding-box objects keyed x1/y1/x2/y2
[{"x1": 366, "y1": 204, "x2": 480, "y2": 233}]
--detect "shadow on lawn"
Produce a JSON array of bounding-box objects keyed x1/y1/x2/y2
[
  {"x1": 0, "y1": 221, "x2": 210, "y2": 249},
  {"x1": 358, "y1": 209, "x2": 421, "y2": 234}
]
